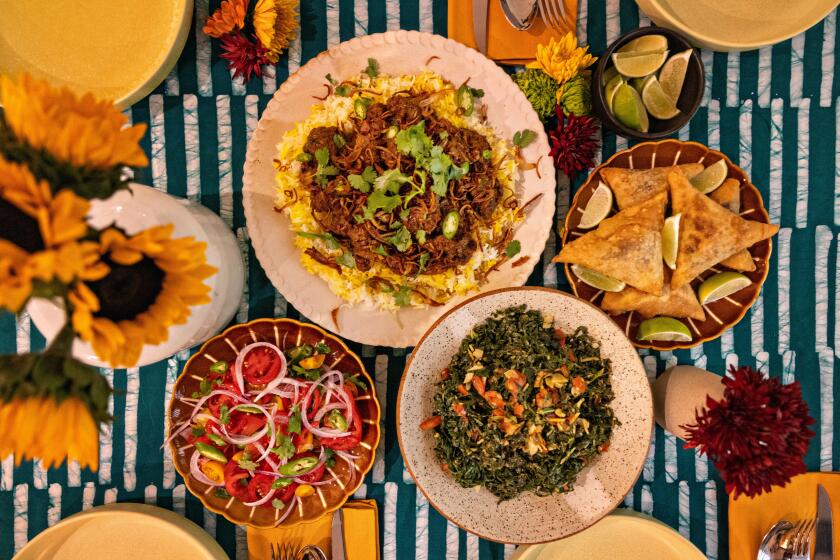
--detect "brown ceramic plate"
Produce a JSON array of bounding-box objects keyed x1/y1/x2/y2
[
  {"x1": 562, "y1": 140, "x2": 773, "y2": 350},
  {"x1": 167, "y1": 318, "x2": 381, "y2": 528}
]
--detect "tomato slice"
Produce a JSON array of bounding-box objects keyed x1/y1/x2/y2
[
  {"x1": 242, "y1": 346, "x2": 283, "y2": 386},
  {"x1": 223, "y1": 461, "x2": 250, "y2": 501},
  {"x1": 227, "y1": 411, "x2": 266, "y2": 436},
  {"x1": 319, "y1": 388, "x2": 362, "y2": 451},
  {"x1": 276, "y1": 481, "x2": 298, "y2": 504},
  {"x1": 246, "y1": 474, "x2": 276, "y2": 504},
  {"x1": 207, "y1": 393, "x2": 235, "y2": 417}
]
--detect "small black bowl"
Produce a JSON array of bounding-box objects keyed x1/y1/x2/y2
[{"x1": 591, "y1": 26, "x2": 704, "y2": 141}]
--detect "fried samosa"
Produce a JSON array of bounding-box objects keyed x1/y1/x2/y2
[
  {"x1": 601, "y1": 163, "x2": 704, "y2": 209},
  {"x1": 555, "y1": 192, "x2": 666, "y2": 295},
  {"x1": 708, "y1": 178, "x2": 755, "y2": 272},
  {"x1": 670, "y1": 171, "x2": 778, "y2": 289},
  {"x1": 601, "y1": 282, "x2": 706, "y2": 321}
]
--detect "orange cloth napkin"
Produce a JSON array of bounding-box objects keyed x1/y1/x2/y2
[
  {"x1": 247, "y1": 500, "x2": 380, "y2": 560},
  {"x1": 448, "y1": 0, "x2": 577, "y2": 65},
  {"x1": 729, "y1": 472, "x2": 840, "y2": 560}
]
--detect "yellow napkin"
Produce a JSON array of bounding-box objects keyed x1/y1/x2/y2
[
  {"x1": 448, "y1": 0, "x2": 577, "y2": 65},
  {"x1": 729, "y1": 472, "x2": 840, "y2": 560},
  {"x1": 247, "y1": 500, "x2": 380, "y2": 560}
]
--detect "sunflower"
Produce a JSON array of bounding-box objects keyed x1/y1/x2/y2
[
  {"x1": 70, "y1": 225, "x2": 217, "y2": 368},
  {"x1": 0, "y1": 73, "x2": 148, "y2": 170},
  {"x1": 253, "y1": 0, "x2": 299, "y2": 62},
  {"x1": 0, "y1": 396, "x2": 99, "y2": 470},
  {"x1": 203, "y1": 0, "x2": 248, "y2": 38},
  {"x1": 0, "y1": 156, "x2": 107, "y2": 312},
  {"x1": 527, "y1": 33, "x2": 597, "y2": 86}
]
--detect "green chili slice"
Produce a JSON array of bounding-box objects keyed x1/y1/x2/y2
[
  {"x1": 442, "y1": 211, "x2": 460, "y2": 240},
  {"x1": 195, "y1": 442, "x2": 227, "y2": 463},
  {"x1": 278, "y1": 456, "x2": 319, "y2": 476}
]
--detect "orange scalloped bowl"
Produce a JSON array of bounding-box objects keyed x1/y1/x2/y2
[
  {"x1": 167, "y1": 318, "x2": 380, "y2": 528},
  {"x1": 562, "y1": 140, "x2": 773, "y2": 351}
]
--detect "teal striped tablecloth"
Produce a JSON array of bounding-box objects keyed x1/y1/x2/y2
[{"x1": 2, "y1": 1, "x2": 839, "y2": 558}]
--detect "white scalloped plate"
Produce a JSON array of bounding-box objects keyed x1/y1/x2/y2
[{"x1": 243, "y1": 31, "x2": 555, "y2": 347}]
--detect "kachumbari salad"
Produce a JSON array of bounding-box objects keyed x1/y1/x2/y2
[{"x1": 168, "y1": 340, "x2": 368, "y2": 525}]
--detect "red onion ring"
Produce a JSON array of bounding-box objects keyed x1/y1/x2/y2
[
  {"x1": 189, "y1": 451, "x2": 223, "y2": 487},
  {"x1": 243, "y1": 487, "x2": 276, "y2": 507},
  {"x1": 233, "y1": 342, "x2": 288, "y2": 400},
  {"x1": 274, "y1": 496, "x2": 298, "y2": 526}
]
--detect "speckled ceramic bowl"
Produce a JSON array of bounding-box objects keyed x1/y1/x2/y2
[{"x1": 397, "y1": 287, "x2": 653, "y2": 544}]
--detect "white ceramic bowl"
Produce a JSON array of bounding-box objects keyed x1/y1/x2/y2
[
  {"x1": 29, "y1": 183, "x2": 244, "y2": 368},
  {"x1": 398, "y1": 287, "x2": 653, "y2": 544}
]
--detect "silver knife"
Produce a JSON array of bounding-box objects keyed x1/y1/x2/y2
[
  {"x1": 473, "y1": 0, "x2": 489, "y2": 54},
  {"x1": 331, "y1": 508, "x2": 347, "y2": 560},
  {"x1": 815, "y1": 484, "x2": 835, "y2": 560}
]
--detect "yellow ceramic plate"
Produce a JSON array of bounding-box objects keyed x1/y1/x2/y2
[
  {"x1": 636, "y1": 0, "x2": 837, "y2": 51},
  {"x1": 510, "y1": 510, "x2": 706, "y2": 560},
  {"x1": 0, "y1": 0, "x2": 193, "y2": 107},
  {"x1": 15, "y1": 503, "x2": 227, "y2": 560}
]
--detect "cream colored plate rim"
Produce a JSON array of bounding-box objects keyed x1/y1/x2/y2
[
  {"x1": 242, "y1": 30, "x2": 556, "y2": 348},
  {"x1": 14, "y1": 503, "x2": 227, "y2": 560},
  {"x1": 0, "y1": 0, "x2": 193, "y2": 108},
  {"x1": 636, "y1": 0, "x2": 836, "y2": 51},
  {"x1": 511, "y1": 510, "x2": 706, "y2": 559}
]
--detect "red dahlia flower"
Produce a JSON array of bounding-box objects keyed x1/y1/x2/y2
[
  {"x1": 681, "y1": 366, "x2": 815, "y2": 499},
  {"x1": 547, "y1": 107, "x2": 600, "y2": 181},
  {"x1": 220, "y1": 32, "x2": 271, "y2": 82}
]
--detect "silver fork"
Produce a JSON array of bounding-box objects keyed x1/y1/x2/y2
[
  {"x1": 537, "y1": 0, "x2": 567, "y2": 32},
  {"x1": 270, "y1": 542, "x2": 298, "y2": 560},
  {"x1": 786, "y1": 518, "x2": 816, "y2": 560}
]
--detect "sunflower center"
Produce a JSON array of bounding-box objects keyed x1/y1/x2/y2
[
  {"x1": 88, "y1": 256, "x2": 165, "y2": 322},
  {"x1": 0, "y1": 197, "x2": 45, "y2": 253}
]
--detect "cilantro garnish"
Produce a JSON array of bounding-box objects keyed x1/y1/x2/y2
[
  {"x1": 296, "y1": 231, "x2": 340, "y2": 251},
  {"x1": 348, "y1": 165, "x2": 377, "y2": 193},
  {"x1": 374, "y1": 244, "x2": 389, "y2": 257},
  {"x1": 314, "y1": 341, "x2": 331, "y2": 354},
  {"x1": 191, "y1": 426, "x2": 205, "y2": 437},
  {"x1": 393, "y1": 284, "x2": 412, "y2": 307},
  {"x1": 505, "y1": 240, "x2": 521, "y2": 258},
  {"x1": 334, "y1": 85, "x2": 351, "y2": 96},
  {"x1": 513, "y1": 129, "x2": 537, "y2": 149},
  {"x1": 271, "y1": 434, "x2": 296, "y2": 460},
  {"x1": 336, "y1": 251, "x2": 356, "y2": 269},
  {"x1": 314, "y1": 147, "x2": 339, "y2": 186},
  {"x1": 219, "y1": 405, "x2": 230, "y2": 426},
  {"x1": 288, "y1": 404, "x2": 302, "y2": 435},
  {"x1": 346, "y1": 374, "x2": 369, "y2": 391},
  {"x1": 237, "y1": 452, "x2": 259, "y2": 472},
  {"x1": 271, "y1": 498, "x2": 286, "y2": 509},
  {"x1": 364, "y1": 58, "x2": 380, "y2": 78},
  {"x1": 389, "y1": 226, "x2": 413, "y2": 253},
  {"x1": 418, "y1": 252, "x2": 430, "y2": 273}
]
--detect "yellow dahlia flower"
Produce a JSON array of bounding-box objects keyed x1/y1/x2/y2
[
  {"x1": 0, "y1": 73, "x2": 148, "y2": 170},
  {"x1": 0, "y1": 396, "x2": 99, "y2": 470},
  {"x1": 70, "y1": 225, "x2": 217, "y2": 368},
  {"x1": 253, "y1": 0, "x2": 299, "y2": 62},
  {"x1": 527, "y1": 33, "x2": 597, "y2": 86},
  {"x1": 203, "y1": 0, "x2": 248, "y2": 38}
]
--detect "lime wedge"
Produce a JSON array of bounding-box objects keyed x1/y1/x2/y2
[
  {"x1": 641, "y1": 75, "x2": 680, "y2": 119},
  {"x1": 690, "y1": 159, "x2": 728, "y2": 194},
  {"x1": 629, "y1": 76, "x2": 649, "y2": 94},
  {"x1": 662, "y1": 213, "x2": 681, "y2": 270},
  {"x1": 659, "y1": 49, "x2": 692, "y2": 102},
  {"x1": 637, "y1": 317, "x2": 692, "y2": 342},
  {"x1": 605, "y1": 75, "x2": 625, "y2": 112},
  {"x1": 602, "y1": 65, "x2": 619, "y2": 87},
  {"x1": 697, "y1": 271, "x2": 751, "y2": 305},
  {"x1": 571, "y1": 264, "x2": 626, "y2": 292},
  {"x1": 579, "y1": 181, "x2": 614, "y2": 229},
  {"x1": 611, "y1": 50, "x2": 669, "y2": 79},
  {"x1": 618, "y1": 35, "x2": 668, "y2": 54},
  {"x1": 611, "y1": 83, "x2": 649, "y2": 133}
]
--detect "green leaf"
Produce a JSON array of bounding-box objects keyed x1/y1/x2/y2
[
  {"x1": 336, "y1": 251, "x2": 356, "y2": 269},
  {"x1": 333, "y1": 134, "x2": 346, "y2": 148},
  {"x1": 214, "y1": 488, "x2": 231, "y2": 499},
  {"x1": 219, "y1": 405, "x2": 230, "y2": 426},
  {"x1": 296, "y1": 152, "x2": 312, "y2": 163},
  {"x1": 348, "y1": 174, "x2": 371, "y2": 193},
  {"x1": 389, "y1": 226, "x2": 413, "y2": 252},
  {"x1": 373, "y1": 169, "x2": 411, "y2": 194},
  {"x1": 288, "y1": 404, "x2": 302, "y2": 435},
  {"x1": 505, "y1": 240, "x2": 522, "y2": 258},
  {"x1": 324, "y1": 448, "x2": 336, "y2": 468},
  {"x1": 346, "y1": 375, "x2": 368, "y2": 391},
  {"x1": 449, "y1": 161, "x2": 469, "y2": 181},
  {"x1": 364, "y1": 57, "x2": 380, "y2": 78},
  {"x1": 315, "y1": 148, "x2": 330, "y2": 167},
  {"x1": 513, "y1": 129, "x2": 538, "y2": 149},
  {"x1": 418, "y1": 252, "x2": 430, "y2": 273},
  {"x1": 366, "y1": 189, "x2": 402, "y2": 217},
  {"x1": 314, "y1": 341, "x2": 331, "y2": 354},
  {"x1": 334, "y1": 85, "x2": 351, "y2": 96},
  {"x1": 271, "y1": 477, "x2": 293, "y2": 489},
  {"x1": 393, "y1": 285, "x2": 412, "y2": 307},
  {"x1": 361, "y1": 165, "x2": 377, "y2": 183},
  {"x1": 395, "y1": 121, "x2": 431, "y2": 159},
  {"x1": 325, "y1": 73, "x2": 337, "y2": 85},
  {"x1": 191, "y1": 426, "x2": 205, "y2": 437},
  {"x1": 373, "y1": 245, "x2": 389, "y2": 257},
  {"x1": 237, "y1": 453, "x2": 259, "y2": 471},
  {"x1": 296, "y1": 231, "x2": 341, "y2": 251},
  {"x1": 415, "y1": 230, "x2": 426, "y2": 245},
  {"x1": 271, "y1": 498, "x2": 286, "y2": 509},
  {"x1": 271, "y1": 434, "x2": 297, "y2": 460},
  {"x1": 209, "y1": 360, "x2": 228, "y2": 374},
  {"x1": 482, "y1": 149, "x2": 492, "y2": 160},
  {"x1": 63, "y1": 358, "x2": 95, "y2": 388}
]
